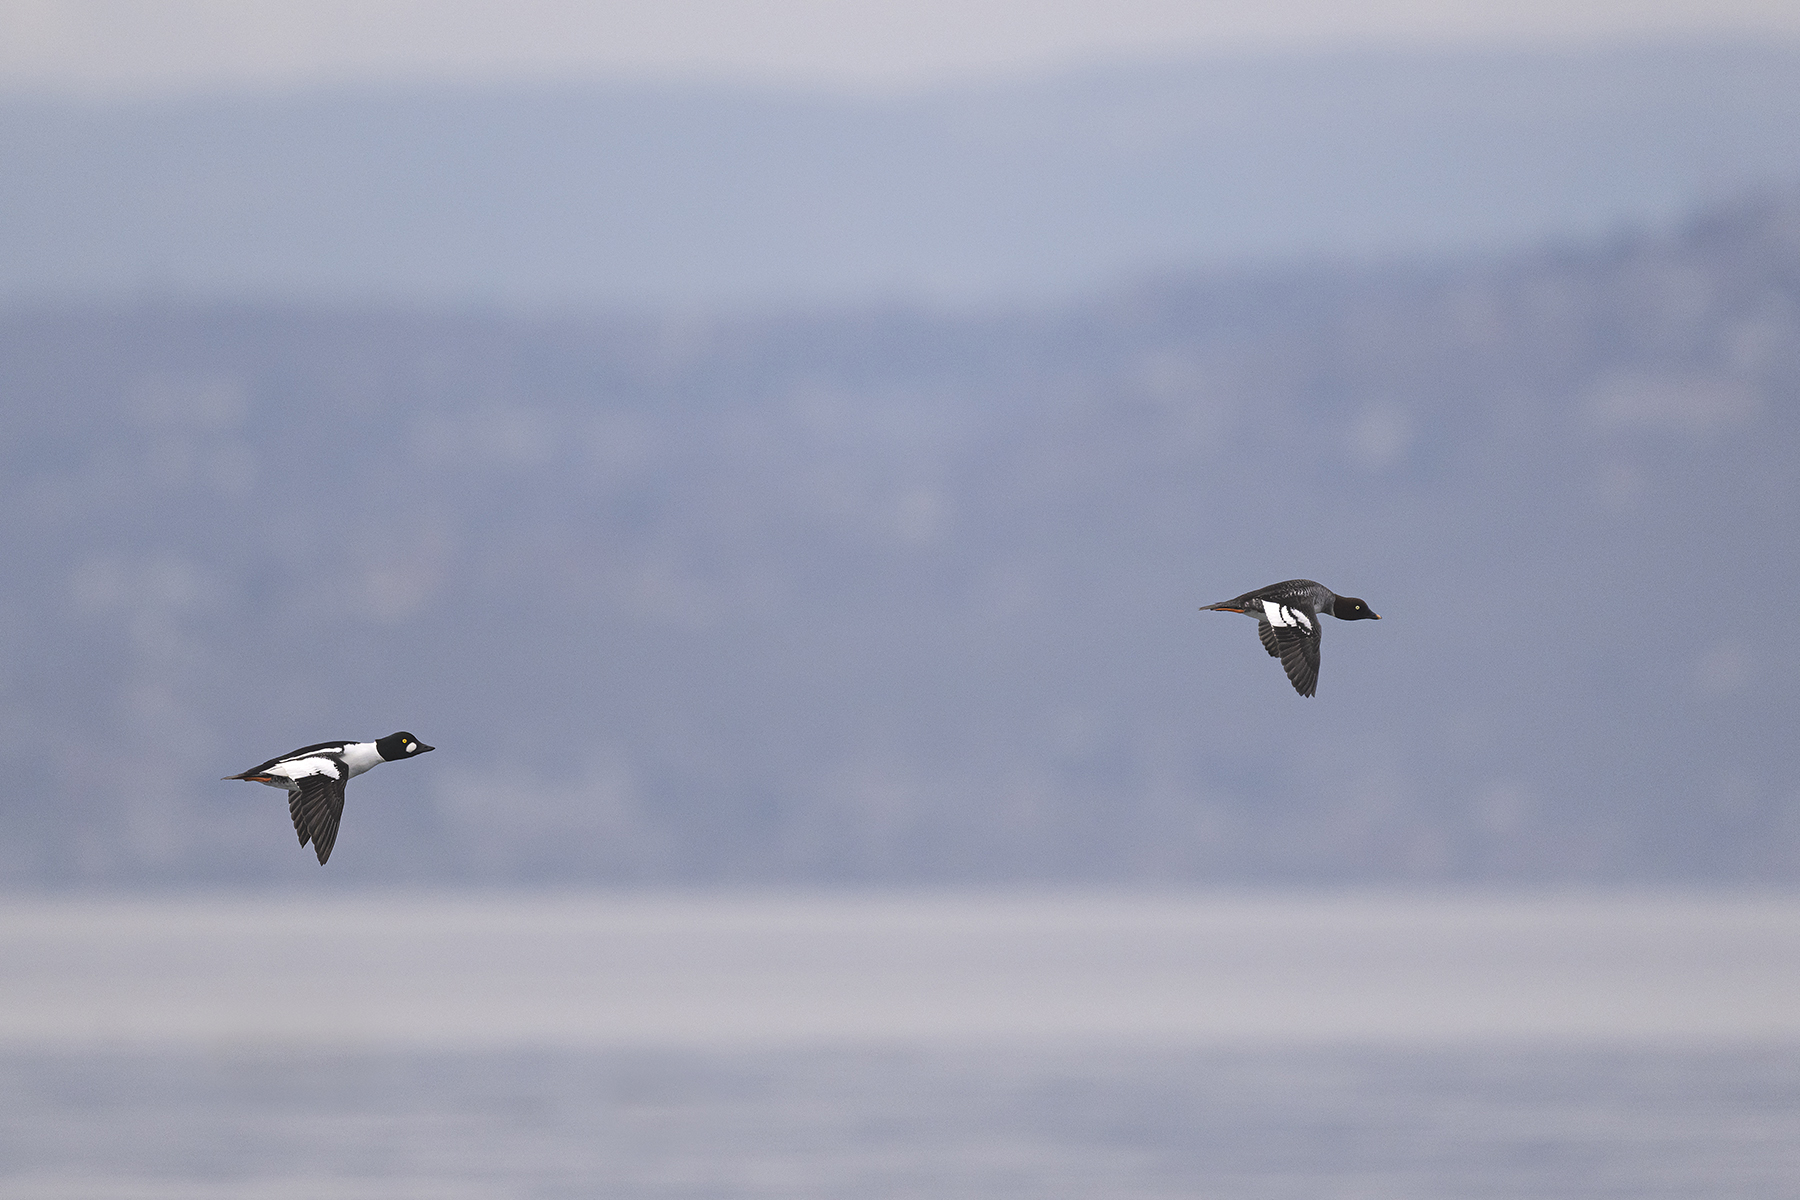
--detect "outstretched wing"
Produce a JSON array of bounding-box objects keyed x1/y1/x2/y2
[
  {"x1": 288, "y1": 769, "x2": 348, "y2": 865},
  {"x1": 1256, "y1": 616, "x2": 1282, "y2": 658},
  {"x1": 1262, "y1": 603, "x2": 1322, "y2": 697}
]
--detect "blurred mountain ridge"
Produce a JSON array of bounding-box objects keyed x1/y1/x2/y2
[{"x1": 1, "y1": 188, "x2": 1797, "y2": 886}]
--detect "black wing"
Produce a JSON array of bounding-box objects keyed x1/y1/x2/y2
[
  {"x1": 1275, "y1": 624, "x2": 1321, "y2": 697},
  {"x1": 1260, "y1": 604, "x2": 1322, "y2": 697},
  {"x1": 1256, "y1": 616, "x2": 1282, "y2": 658},
  {"x1": 288, "y1": 770, "x2": 348, "y2": 865}
]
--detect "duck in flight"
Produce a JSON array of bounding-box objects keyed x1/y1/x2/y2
[
  {"x1": 223, "y1": 732, "x2": 434, "y2": 864},
  {"x1": 1201, "y1": 580, "x2": 1379, "y2": 697}
]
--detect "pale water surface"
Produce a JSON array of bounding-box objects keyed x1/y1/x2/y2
[{"x1": 2, "y1": 892, "x2": 1797, "y2": 1198}]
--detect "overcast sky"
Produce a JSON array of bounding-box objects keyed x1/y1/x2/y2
[{"x1": 4, "y1": 0, "x2": 1800, "y2": 96}]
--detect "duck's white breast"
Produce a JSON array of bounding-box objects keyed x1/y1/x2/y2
[{"x1": 339, "y1": 742, "x2": 383, "y2": 777}]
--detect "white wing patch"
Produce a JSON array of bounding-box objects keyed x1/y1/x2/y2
[
  {"x1": 1264, "y1": 603, "x2": 1312, "y2": 631},
  {"x1": 270, "y1": 755, "x2": 343, "y2": 783}
]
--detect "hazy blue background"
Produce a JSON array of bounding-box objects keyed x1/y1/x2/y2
[
  {"x1": 1, "y1": 188, "x2": 1796, "y2": 888},
  {"x1": 5, "y1": 7, "x2": 1800, "y2": 1198},
  {"x1": 2, "y1": 33, "x2": 1799, "y2": 887},
  {"x1": 5, "y1": 42, "x2": 1800, "y2": 307}
]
